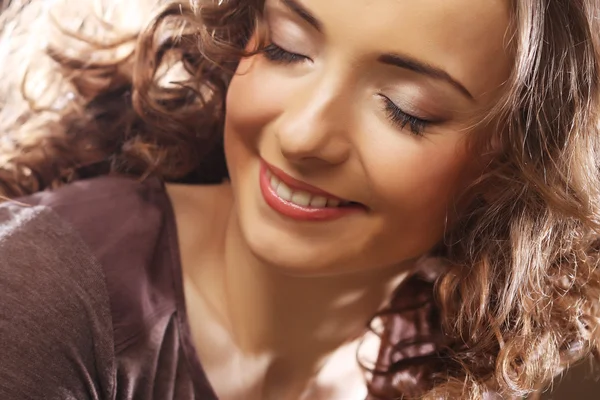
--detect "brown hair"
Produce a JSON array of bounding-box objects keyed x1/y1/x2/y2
[{"x1": 1, "y1": 0, "x2": 599, "y2": 398}]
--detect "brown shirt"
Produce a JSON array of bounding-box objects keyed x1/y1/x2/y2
[{"x1": 0, "y1": 176, "x2": 217, "y2": 400}]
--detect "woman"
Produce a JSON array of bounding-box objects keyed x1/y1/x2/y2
[{"x1": 0, "y1": 0, "x2": 599, "y2": 398}]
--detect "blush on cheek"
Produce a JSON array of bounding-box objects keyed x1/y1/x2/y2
[
  {"x1": 225, "y1": 57, "x2": 289, "y2": 132},
  {"x1": 224, "y1": 56, "x2": 290, "y2": 181},
  {"x1": 366, "y1": 136, "x2": 471, "y2": 220}
]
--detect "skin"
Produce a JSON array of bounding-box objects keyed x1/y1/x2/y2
[{"x1": 167, "y1": 0, "x2": 512, "y2": 398}]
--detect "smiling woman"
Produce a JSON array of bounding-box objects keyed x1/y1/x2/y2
[{"x1": 0, "y1": 0, "x2": 599, "y2": 399}]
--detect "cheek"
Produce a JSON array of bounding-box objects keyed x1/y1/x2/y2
[
  {"x1": 225, "y1": 57, "x2": 289, "y2": 134},
  {"x1": 366, "y1": 134, "x2": 472, "y2": 228},
  {"x1": 224, "y1": 58, "x2": 283, "y2": 180}
]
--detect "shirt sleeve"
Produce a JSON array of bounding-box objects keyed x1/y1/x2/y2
[{"x1": 0, "y1": 203, "x2": 115, "y2": 400}]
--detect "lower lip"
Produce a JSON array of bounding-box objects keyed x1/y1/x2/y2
[{"x1": 259, "y1": 163, "x2": 363, "y2": 222}]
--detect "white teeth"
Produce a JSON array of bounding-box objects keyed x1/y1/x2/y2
[
  {"x1": 327, "y1": 199, "x2": 341, "y2": 208},
  {"x1": 291, "y1": 191, "x2": 312, "y2": 207},
  {"x1": 267, "y1": 170, "x2": 349, "y2": 208},
  {"x1": 310, "y1": 196, "x2": 328, "y2": 208},
  {"x1": 276, "y1": 181, "x2": 293, "y2": 201}
]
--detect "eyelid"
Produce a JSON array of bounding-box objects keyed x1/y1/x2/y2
[
  {"x1": 377, "y1": 77, "x2": 456, "y2": 119},
  {"x1": 381, "y1": 92, "x2": 443, "y2": 123},
  {"x1": 266, "y1": 10, "x2": 318, "y2": 54},
  {"x1": 266, "y1": 1, "x2": 320, "y2": 33}
]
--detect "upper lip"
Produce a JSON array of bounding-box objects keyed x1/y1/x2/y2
[{"x1": 264, "y1": 161, "x2": 349, "y2": 202}]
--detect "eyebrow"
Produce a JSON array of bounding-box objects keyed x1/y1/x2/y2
[
  {"x1": 279, "y1": 0, "x2": 474, "y2": 101},
  {"x1": 379, "y1": 54, "x2": 474, "y2": 100}
]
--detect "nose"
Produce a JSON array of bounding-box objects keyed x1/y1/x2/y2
[{"x1": 276, "y1": 76, "x2": 352, "y2": 167}]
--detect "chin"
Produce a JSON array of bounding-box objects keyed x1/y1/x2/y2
[
  {"x1": 236, "y1": 199, "x2": 370, "y2": 277},
  {"x1": 241, "y1": 220, "x2": 343, "y2": 275}
]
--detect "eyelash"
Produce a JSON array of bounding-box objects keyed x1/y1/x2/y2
[
  {"x1": 381, "y1": 96, "x2": 429, "y2": 136},
  {"x1": 262, "y1": 43, "x2": 430, "y2": 136},
  {"x1": 263, "y1": 43, "x2": 309, "y2": 64}
]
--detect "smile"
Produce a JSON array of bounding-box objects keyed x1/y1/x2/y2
[{"x1": 259, "y1": 160, "x2": 365, "y2": 221}]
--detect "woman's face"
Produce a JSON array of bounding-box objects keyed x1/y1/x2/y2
[{"x1": 224, "y1": 0, "x2": 512, "y2": 274}]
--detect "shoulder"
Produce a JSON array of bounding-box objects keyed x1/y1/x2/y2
[
  {"x1": 0, "y1": 202, "x2": 115, "y2": 399},
  {"x1": 23, "y1": 175, "x2": 171, "y2": 272},
  {"x1": 22, "y1": 176, "x2": 181, "y2": 347},
  {"x1": 24, "y1": 175, "x2": 168, "y2": 236},
  {"x1": 0, "y1": 200, "x2": 107, "y2": 292}
]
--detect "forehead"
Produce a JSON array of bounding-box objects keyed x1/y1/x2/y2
[{"x1": 274, "y1": 0, "x2": 513, "y2": 99}]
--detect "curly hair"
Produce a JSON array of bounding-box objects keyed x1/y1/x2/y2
[{"x1": 1, "y1": 0, "x2": 599, "y2": 398}]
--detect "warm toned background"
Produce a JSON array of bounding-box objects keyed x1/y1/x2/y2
[{"x1": 542, "y1": 362, "x2": 599, "y2": 399}]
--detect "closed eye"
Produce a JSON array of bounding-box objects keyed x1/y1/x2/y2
[
  {"x1": 380, "y1": 95, "x2": 431, "y2": 136},
  {"x1": 263, "y1": 43, "x2": 310, "y2": 64}
]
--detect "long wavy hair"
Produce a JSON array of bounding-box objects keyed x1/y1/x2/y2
[{"x1": 1, "y1": 0, "x2": 599, "y2": 398}]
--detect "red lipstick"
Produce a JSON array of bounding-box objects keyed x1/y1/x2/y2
[{"x1": 259, "y1": 160, "x2": 363, "y2": 222}]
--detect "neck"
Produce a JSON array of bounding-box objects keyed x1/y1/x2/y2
[
  {"x1": 169, "y1": 182, "x2": 410, "y2": 398},
  {"x1": 219, "y1": 208, "x2": 409, "y2": 386}
]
